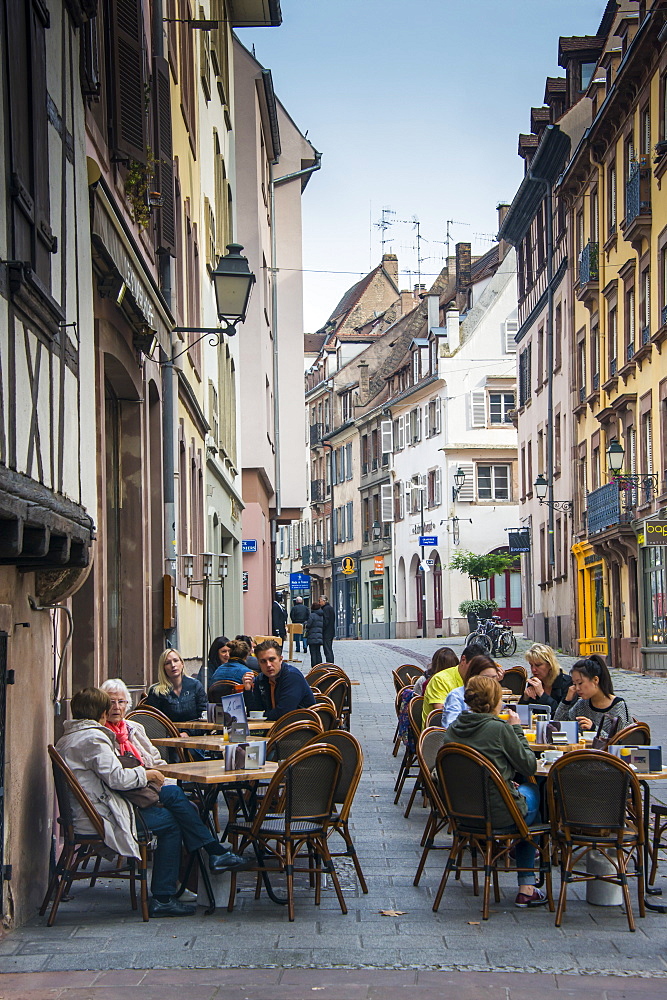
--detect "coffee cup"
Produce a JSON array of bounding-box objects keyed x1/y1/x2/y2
[
  {"x1": 541, "y1": 749, "x2": 563, "y2": 764},
  {"x1": 248, "y1": 711, "x2": 265, "y2": 720}
]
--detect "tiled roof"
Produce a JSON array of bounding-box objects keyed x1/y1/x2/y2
[
  {"x1": 386, "y1": 373, "x2": 441, "y2": 408},
  {"x1": 470, "y1": 243, "x2": 500, "y2": 283},
  {"x1": 304, "y1": 333, "x2": 326, "y2": 354},
  {"x1": 544, "y1": 77, "x2": 567, "y2": 96},
  {"x1": 558, "y1": 35, "x2": 604, "y2": 66},
  {"x1": 327, "y1": 266, "x2": 381, "y2": 325},
  {"x1": 530, "y1": 107, "x2": 551, "y2": 132}
]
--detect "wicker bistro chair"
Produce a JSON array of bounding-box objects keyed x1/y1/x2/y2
[
  {"x1": 413, "y1": 727, "x2": 450, "y2": 886},
  {"x1": 425, "y1": 708, "x2": 445, "y2": 729},
  {"x1": 433, "y1": 744, "x2": 553, "y2": 920},
  {"x1": 266, "y1": 722, "x2": 325, "y2": 762},
  {"x1": 207, "y1": 679, "x2": 243, "y2": 702},
  {"x1": 501, "y1": 666, "x2": 527, "y2": 697},
  {"x1": 607, "y1": 722, "x2": 652, "y2": 746},
  {"x1": 546, "y1": 750, "x2": 645, "y2": 931},
  {"x1": 392, "y1": 685, "x2": 411, "y2": 757},
  {"x1": 304, "y1": 729, "x2": 368, "y2": 893},
  {"x1": 40, "y1": 746, "x2": 149, "y2": 925},
  {"x1": 226, "y1": 744, "x2": 347, "y2": 921},
  {"x1": 393, "y1": 663, "x2": 423, "y2": 693},
  {"x1": 394, "y1": 695, "x2": 424, "y2": 806},
  {"x1": 269, "y1": 709, "x2": 324, "y2": 735},
  {"x1": 311, "y1": 702, "x2": 339, "y2": 732},
  {"x1": 321, "y1": 677, "x2": 350, "y2": 722},
  {"x1": 125, "y1": 708, "x2": 192, "y2": 764}
]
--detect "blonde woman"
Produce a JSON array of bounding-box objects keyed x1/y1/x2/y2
[
  {"x1": 520, "y1": 643, "x2": 571, "y2": 717},
  {"x1": 145, "y1": 648, "x2": 207, "y2": 724}
]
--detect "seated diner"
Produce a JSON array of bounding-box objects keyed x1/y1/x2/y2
[
  {"x1": 553, "y1": 654, "x2": 632, "y2": 737},
  {"x1": 442, "y1": 676, "x2": 546, "y2": 908},
  {"x1": 210, "y1": 639, "x2": 253, "y2": 686},
  {"x1": 145, "y1": 649, "x2": 207, "y2": 725},
  {"x1": 413, "y1": 646, "x2": 459, "y2": 697},
  {"x1": 243, "y1": 640, "x2": 315, "y2": 720},
  {"x1": 520, "y1": 643, "x2": 571, "y2": 717},
  {"x1": 56, "y1": 687, "x2": 247, "y2": 918},
  {"x1": 441, "y1": 655, "x2": 503, "y2": 728},
  {"x1": 422, "y1": 642, "x2": 487, "y2": 725}
]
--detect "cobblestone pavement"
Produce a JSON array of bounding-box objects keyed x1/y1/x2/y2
[{"x1": 2, "y1": 637, "x2": 667, "y2": 990}]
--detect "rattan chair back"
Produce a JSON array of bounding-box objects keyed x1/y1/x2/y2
[
  {"x1": 207, "y1": 679, "x2": 242, "y2": 702},
  {"x1": 311, "y1": 703, "x2": 339, "y2": 731},
  {"x1": 126, "y1": 708, "x2": 181, "y2": 741},
  {"x1": 407, "y1": 694, "x2": 425, "y2": 740},
  {"x1": 267, "y1": 721, "x2": 324, "y2": 762},
  {"x1": 547, "y1": 749, "x2": 640, "y2": 831},
  {"x1": 501, "y1": 666, "x2": 527, "y2": 696},
  {"x1": 270, "y1": 708, "x2": 324, "y2": 735},
  {"x1": 435, "y1": 742, "x2": 530, "y2": 838},
  {"x1": 425, "y1": 707, "x2": 444, "y2": 728},
  {"x1": 607, "y1": 722, "x2": 651, "y2": 746}
]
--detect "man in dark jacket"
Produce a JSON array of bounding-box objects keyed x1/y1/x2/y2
[
  {"x1": 242, "y1": 640, "x2": 315, "y2": 721},
  {"x1": 319, "y1": 595, "x2": 335, "y2": 664},
  {"x1": 271, "y1": 593, "x2": 287, "y2": 640},
  {"x1": 290, "y1": 597, "x2": 310, "y2": 653}
]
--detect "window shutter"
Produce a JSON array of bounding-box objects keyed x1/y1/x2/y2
[
  {"x1": 153, "y1": 55, "x2": 175, "y2": 255},
  {"x1": 346, "y1": 442, "x2": 352, "y2": 479},
  {"x1": 470, "y1": 390, "x2": 487, "y2": 428},
  {"x1": 398, "y1": 415, "x2": 405, "y2": 450},
  {"x1": 454, "y1": 462, "x2": 474, "y2": 502},
  {"x1": 424, "y1": 405, "x2": 430, "y2": 438},
  {"x1": 504, "y1": 320, "x2": 518, "y2": 353},
  {"x1": 405, "y1": 481, "x2": 412, "y2": 513},
  {"x1": 381, "y1": 483, "x2": 394, "y2": 522},
  {"x1": 381, "y1": 419, "x2": 393, "y2": 455},
  {"x1": 347, "y1": 501, "x2": 354, "y2": 539},
  {"x1": 199, "y1": 6, "x2": 211, "y2": 100},
  {"x1": 111, "y1": 0, "x2": 147, "y2": 163},
  {"x1": 434, "y1": 468, "x2": 442, "y2": 505}
]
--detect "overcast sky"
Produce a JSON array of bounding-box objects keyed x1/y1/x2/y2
[{"x1": 240, "y1": 0, "x2": 605, "y2": 331}]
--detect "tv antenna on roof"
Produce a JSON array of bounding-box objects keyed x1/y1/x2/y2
[
  {"x1": 374, "y1": 207, "x2": 396, "y2": 252},
  {"x1": 445, "y1": 219, "x2": 470, "y2": 257}
]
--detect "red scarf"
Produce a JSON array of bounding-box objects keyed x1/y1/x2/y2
[{"x1": 106, "y1": 719, "x2": 143, "y2": 762}]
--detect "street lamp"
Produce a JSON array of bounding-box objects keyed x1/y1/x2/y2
[
  {"x1": 606, "y1": 436, "x2": 659, "y2": 505},
  {"x1": 452, "y1": 466, "x2": 466, "y2": 501},
  {"x1": 372, "y1": 520, "x2": 382, "y2": 541},
  {"x1": 181, "y1": 551, "x2": 230, "y2": 687},
  {"x1": 533, "y1": 474, "x2": 573, "y2": 512},
  {"x1": 212, "y1": 244, "x2": 256, "y2": 334}
]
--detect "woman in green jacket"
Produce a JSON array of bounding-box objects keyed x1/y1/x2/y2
[{"x1": 443, "y1": 675, "x2": 546, "y2": 908}]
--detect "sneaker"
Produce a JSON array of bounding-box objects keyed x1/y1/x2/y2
[
  {"x1": 209, "y1": 851, "x2": 251, "y2": 873},
  {"x1": 148, "y1": 897, "x2": 197, "y2": 917},
  {"x1": 515, "y1": 886, "x2": 548, "y2": 908}
]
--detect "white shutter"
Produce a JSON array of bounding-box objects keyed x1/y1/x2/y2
[
  {"x1": 505, "y1": 321, "x2": 518, "y2": 353},
  {"x1": 405, "y1": 481, "x2": 412, "y2": 513},
  {"x1": 381, "y1": 483, "x2": 393, "y2": 522},
  {"x1": 424, "y1": 405, "x2": 430, "y2": 439},
  {"x1": 398, "y1": 415, "x2": 405, "y2": 450},
  {"x1": 434, "y1": 398, "x2": 442, "y2": 434},
  {"x1": 397, "y1": 482, "x2": 404, "y2": 520},
  {"x1": 470, "y1": 390, "x2": 487, "y2": 428},
  {"x1": 381, "y1": 419, "x2": 393, "y2": 455},
  {"x1": 454, "y1": 462, "x2": 475, "y2": 502},
  {"x1": 416, "y1": 407, "x2": 422, "y2": 442},
  {"x1": 434, "y1": 467, "x2": 442, "y2": 505}
]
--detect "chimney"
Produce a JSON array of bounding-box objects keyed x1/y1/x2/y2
[
  {"x1": 455, "y1": 242, "x2": 471, "y2": 292},
  {"x1": 358, "y1": 360, "x2": 370, "y2": 400},
  {"x1": 400, "y1": 289, "x2": 415, "y2": 315},
  {"x1": 426, "y1": 293, "x2": 440, "y2": 331},
  {"x1": 382, "y1": 253, "x2": 398, "y2": 286},
  {"x1": 497, "y1": 203, "x2": 511, "y2": 263},
  {"x1": 446, "y1": 306, "x2": 460, "y2": 351},
  {"x1": 413, "y1": 283, "x2": 426, "y2": 298}
]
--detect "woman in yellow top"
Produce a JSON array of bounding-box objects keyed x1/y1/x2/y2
[{"x1": 421, "y1": 641, "x2": 488, "y2": 724}]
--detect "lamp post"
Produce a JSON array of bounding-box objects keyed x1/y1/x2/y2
[
  {"x1": 533, "y1": 474, "x2": 573, "y2": 512},
  {"x1": 452, "y1": 466, "x2": 466, "y2": 502},
  {"x1": 605, "y1": 436, "x2": 659, "y2": 506},
  {"x1": 181, "y1": 552, "x2": 229, "y2": 687},
  {"x1": 372, "y1": 520, "x2": 382, "y2": 541}
]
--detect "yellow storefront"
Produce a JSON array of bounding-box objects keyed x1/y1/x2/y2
[{"x1": 572, "y1": 541, "x2": 608, "y2": 658}]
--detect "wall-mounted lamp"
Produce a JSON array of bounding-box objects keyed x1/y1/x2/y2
[
  {"x1": 606, "y1": 437, "x2": 659, "y2": 504},
  {"x1": 534, "y1": 474, "x2": 573, "y2": 512},
  {"x1": 218, "y1": 554, "x2": 229, "y2": 579},
  {"x1": 202, "y1": 552, "x2": 214, "y2": 580},
  {"x1": 452, "y1": 466, "x2": 466, "y2": 501},
  {"x1": 182, "y1": 554, "x2": 194, "y2": 581},
  {"x1": 372, "y1": 520, "x2": 382, "y2": 541}
]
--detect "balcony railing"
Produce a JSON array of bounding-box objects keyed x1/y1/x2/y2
[
  {"x1": 579, "y1": 386, "x2": 586, "y2": 403},
  {"x1": 662, "y1": 304, "x2": 667, "y2": 327},
  {"x1": 610, "y1": 357, "x2": 617, "y2": 376},
  {"x1": 592, "y1": 372, "x2": 600, "y2": 391},
  {"x1": 625, "y1": 164, "x2": 650, "y2": 227},
  {"x1": 587, "y1": 482, "x2": 621, "y2": 535},
  {"x1": 627, "y1": 341, "x2": 635, "y2": 362},
  {"x1": 642, "y1": 324, "x2": 650, "y2": 346},
  {"x1": 301, "y1": 542, "x2": 332, "y2": 566},
  {"x1": 579, "y1": 241, "x2": 599, "y2": 286},
  {"x1": 310, "y1": 479, "x2": 326, "y2": 503},
  {"x1": 309, "y1": 423, "x2": 323, "y2": 446}
]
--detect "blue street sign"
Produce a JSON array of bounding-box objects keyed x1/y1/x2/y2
[
  {"x1": 242, "y1": 539, "x2": 257, "y2": 553},
  {"x1": 290, "y1": 572, "x2": 311, "y2": 591},
  {"x1": 419, "y1": 535, "x2": 438, "y2": 547}
]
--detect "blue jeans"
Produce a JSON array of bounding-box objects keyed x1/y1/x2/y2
[
  {"x1": 515, "y1": 783, "x2": 540, "y2": 887},
  {"x1": 139, "y1": 785, "x2": 215, "y2": 897},
  {"x1": 294, "y1": 633, "x2": 307, "y2": 652}
]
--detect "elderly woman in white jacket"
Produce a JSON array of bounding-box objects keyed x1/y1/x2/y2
[{"x1": 56, "y1": 687, "x2": 247, "y2": 918}]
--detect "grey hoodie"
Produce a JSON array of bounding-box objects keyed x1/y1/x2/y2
[{"x1": 442, "y1": 712, "x2": 537, "y2": 826}]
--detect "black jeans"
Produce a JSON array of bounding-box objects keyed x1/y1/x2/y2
[
  {"x1": 322, "y1": 638, "x2": 334, "y2": 664},
  {"x1": 309, "y1": 644, "x2": 323, "y2": 668}
]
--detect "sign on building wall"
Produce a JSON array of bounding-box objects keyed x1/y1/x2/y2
[
  {"x1": 341, "y1": 557, "x2": 355, "y2": 575},
  {"x1": 242, "y1": 572, "x2": 249, "y2": 592},
  {"x1": 419, "y1": 535, "x2": 437, "y2": 547},
  {"x1": 242, "y1": 539, "x2": 257, "y2": 553},
  {"x1": 290, "y1": 572, "x2": 311, "y2": 591},
  {"x1": 373, "y1": 556, "x2": 384, "y2": 574},
  {"x1": 636, "y1": 521, "x2": 667, "y2": 546},
  {"x1": 508, "y1": 529, "x2": 531, "y2": 553}
]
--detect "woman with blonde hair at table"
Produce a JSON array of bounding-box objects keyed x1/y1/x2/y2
[{"x1": 520, "y1": 643, "x2": 571, "y2": 717}]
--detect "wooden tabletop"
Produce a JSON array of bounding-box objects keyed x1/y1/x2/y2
[
  {"x1": 178, "y1": 719, "x2": 273, "y2": 733},
  {"x1": 535, "y1": 760, "x2": 667, "y2": 779},
  {"x1": 155, "y1": 760, "x2": 279, "y2": 784},
  {"x1": 152, "y1": 735, "x2": 266, "y2": 751}
]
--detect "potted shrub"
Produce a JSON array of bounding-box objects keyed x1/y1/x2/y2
[{"x1": 459, "y1": 599, "x2": 498, "y2": 631}]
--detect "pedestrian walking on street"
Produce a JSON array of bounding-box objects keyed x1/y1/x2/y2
[
  {"x1": 290, "y1": 596, "x2": 310, "y2": 653},
  {"x1": 319, "y1": 594, "x2": 335, "y2": 664},
  {"x1": 306, "y1": 602, "x2": 325, "y2": 668},
  {"x1": 272, "y1": 593, "x2": 288, "y2": 640}
]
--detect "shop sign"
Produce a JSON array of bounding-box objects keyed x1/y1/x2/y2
[
  {"x1": 508, "y1": 529, "x2": 530, "y2": 553},
  {"x1": 341, "y1": 556, "x2": 355, "y2": 575},
  {"x1": 636, "y1": 520, "x2": 667, "y2": 546},
  {"x1": 242, "y1": 539, "x2": 257, "y2": 553},
  {"x1": 290, "y1": 572, "x2": 311, "y2": 591},
  {"x1": 373, "y1": 555, "x2": 384, "y2": 574},
  {"x1": 242, "y1": 571, "x2": 249, "y2": 592}
]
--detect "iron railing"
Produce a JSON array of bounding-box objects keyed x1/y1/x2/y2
[
  {"x1": 310, "y1": 479, "x2": 326, "y2": 503},
  {"x1": 579, "y1": 241, "x2": 599, "y2": 285},
  {"x1": 587, "y1": 482, "x2": 621, "y2": 535},
  {"x1": 642, "y1": 324, "x2": 650, "y2": 346}
]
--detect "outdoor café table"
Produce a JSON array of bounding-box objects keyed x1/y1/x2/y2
[
  {"x1": 153, "y1": 735, "x2": 266, "y2": 753},
  {"x1": 179, "y1": 719, "x2": 274, "y2": 734},
  {"x1": 156, "y1": 759, "x2": 285, "y2": 905},
  {"x1": 535, "y1": 755, "x2": 667, "y2": 913}
]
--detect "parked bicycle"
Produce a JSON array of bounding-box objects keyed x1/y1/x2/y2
[{"x1": 466, "y1": 615, "x2": 517, "y2": 657}]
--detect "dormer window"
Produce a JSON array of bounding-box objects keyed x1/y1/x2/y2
[{"x1": 580, "y1": 62, "x2": 596, "y2": 92}]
